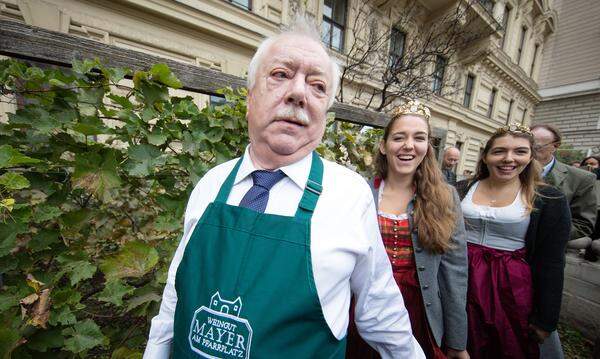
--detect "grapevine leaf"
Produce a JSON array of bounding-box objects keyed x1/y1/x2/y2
[
  {"x1": 62, "y1": 319, "x2": 107, "y2": 354},
  {"x1": 26, "y1": 328, "x2": 64, "y2": 352},
  {"x1": 149, "y1": 63, "x2": 182, "y2": 89},
  {"x1": 0, "y1": 145, "x2": 41, "y2": 168},
  {"x1": 99, "y1": 241, "x2": 158, "y2": 281},
  {"x1": 96, "y1": 280, "x2": 134, "y2": 306},
  {"x1": 0, "y1": 328, "x2": 21, "y2": 358},
  {"x1": 0, "y1": 172, "x2": 30, "y2": 190}
]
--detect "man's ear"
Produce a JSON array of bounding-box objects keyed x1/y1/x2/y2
[{"x1": 246, "y1": 90, "x2": 253, "y2": 113}]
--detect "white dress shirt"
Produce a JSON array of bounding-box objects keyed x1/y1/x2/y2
[{"x1": 144, "y1": 147, "x2": 424, "y2": 359}]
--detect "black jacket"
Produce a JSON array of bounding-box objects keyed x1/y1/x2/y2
[{"x1": 456, "y1": 180, "x2": 571, "y2": 332}]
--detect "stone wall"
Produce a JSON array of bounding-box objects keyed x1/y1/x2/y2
[
  {"x1": 533, "y1": 92, "x2": 600, "y2": 153},
  {"x1": 561, "y1": 253, "x2": 600, "y2": 341}
]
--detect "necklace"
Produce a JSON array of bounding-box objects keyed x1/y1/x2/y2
[{"x1": 480, "y1": 180, "x2": 518, "y2": 206}]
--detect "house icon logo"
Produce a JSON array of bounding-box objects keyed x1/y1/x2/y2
[{"x1": 188, "y1": 292, "x2": 253, "y2": 359}]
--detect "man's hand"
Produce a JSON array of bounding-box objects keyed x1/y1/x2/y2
[
  {"x1": 528, "y1": 324, "x2": 551, "y2": 344},
  {"x1": 447, "y1": 348, "x2": 470, "y2": 359}
]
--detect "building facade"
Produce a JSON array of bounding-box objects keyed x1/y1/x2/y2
[
  {"x1": 1, "y1": 0, "x2": 556, "y2": 172},
  {"x1": 533, "y1": 0, "x2": 600, "y2": 157}
]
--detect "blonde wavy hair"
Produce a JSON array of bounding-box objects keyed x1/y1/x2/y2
[{"x1": 375, "y1": 114, "x2": 456, "y2": 254}]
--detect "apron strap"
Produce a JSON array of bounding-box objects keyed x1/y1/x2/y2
[
  {"x1": 214, "y1": 156, "x2": 244, "y2": 204},
  {"x1": 295, "y1": 152, "x2": 324, "y2": 220}
]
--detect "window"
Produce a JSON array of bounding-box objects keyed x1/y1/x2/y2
[
  {"x1": 487, "y1": 88, "x2": 497, "y2": 118},
  {"x1": 432, "y1": 56, "x2": 447, "y2": 95},
  {"x1": 209, "y1": 95, "x2": 227, "y2": 107},
  {"x1": 463, "y1": 74, "x2": 475, "y2": 108},
  {"x1": 517, "y1": 26, "x2": 528, "y2": 64},
  {"x1": 456, "y1": 141, "x2": 464, "y2": 151},
  {"x1": 500, "y1": 6, "x2": 511, "y2": 48},
  {"x1": 322, "y1": 0, "x2": 347, "y2": 51},
  {"x1": 431, "y1": 136, "x2": 442, "y2": 160},
  {"x1": 389, "y1": 28, "x2": 406, "y2": 68},
  {"x1": 226, "y1": 0, "x2": 250, "y2": 10},
  {"x1": 506, "y1": 99, "x2": 514, "y2": 124},
  {"x1": 479, "y1": 0, "x2": 493, "y2": 14},
  {"x1": 530, "y1": 44, "x2": 539, "y2": 76}
]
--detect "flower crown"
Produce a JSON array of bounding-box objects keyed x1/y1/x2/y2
[
  {"x1": 391, "y1": 99, "x2": 431, "y2": 120},
  {"x1": 495, "y1": 123, "x2": 533, "y2": 136}
]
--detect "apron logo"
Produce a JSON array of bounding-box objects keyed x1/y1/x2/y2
[{"x1": 189, "y1": 292, "x2": 253, "y2": 359}]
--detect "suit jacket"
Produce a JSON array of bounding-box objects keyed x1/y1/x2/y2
[
  {"x1": 370, "y1": 180, "x2": 468, "y2": 350},
  {"x1": 442, "y1": 168, "x2": 457, "y2": 187},
  {"x1": 457, "y1": 181, "x2": 571, "y2": 331},
  {"x1": 547, "y1": 160, "x2": 597, "y2": 240}
]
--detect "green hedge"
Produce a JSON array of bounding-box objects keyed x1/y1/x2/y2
[{"x1": 0, "y1": 59, "x2": 379, "y2": 357}]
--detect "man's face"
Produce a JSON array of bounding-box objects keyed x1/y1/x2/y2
[
  {"x1": 443, "y1": 149, "x2": 460, "y2": 169},
  {"x1": 246, "y1": 35, "x2": 333, "y2": 169},
  {"x1": 532, "y1": 127, "x2": 558, "y2": 164}
]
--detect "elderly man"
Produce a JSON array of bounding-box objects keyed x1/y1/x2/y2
[
  {"x1": 143, "y1": 20, "x2": 424, "y2": 359},
  {"x1": 531, "y1": 123, "x2": 596, "y2": 359},
  {"x1": 531, "y1": 124, "x2": 596, "y2": 241},
  {"x1": 442, "y1": 147, "x2": 460, "y2": 186}
]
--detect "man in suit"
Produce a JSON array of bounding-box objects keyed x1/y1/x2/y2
[
  {"x1": 531, "y1": 123, "x2": 597, "y2": 359},
  {"x1": 441, "y1": 147, "x2": 460, "y2": 186},
  {"x1": 531, "y1": 124, "x2": 596, "y2": 241}
]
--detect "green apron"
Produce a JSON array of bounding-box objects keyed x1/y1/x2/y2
[{"x1": 172, "y1": 152, "x2": 346, "y2": 358}]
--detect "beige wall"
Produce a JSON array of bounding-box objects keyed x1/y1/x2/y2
[
  {"x1": 533, "y1": 0, "x2": 600, "y2": 154},
  {"x1": 538, "y1": 0, "x2": 600, "y2": 90},
  {"x1": 1, "y1": 0, "x2": 555, "y2": 172},
  {"x1": 2, "y1": 0, "x2": 284, "y2": 75}
]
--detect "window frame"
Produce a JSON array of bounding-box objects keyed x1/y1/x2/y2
[
  {"x1": 487, "y1": 88, "x2": 497, "y2": 118},
  {"x1": 506, "y1": 98, "x2": 514, "y2": 124},
  {"x1": 322, "y1": 0, "x2": 347, "y2": 52},
  {"x1": 530, "y1": 43, "x2": 540, "y2": 76},
  {"x1": 500, "y1": 5, "x2": 511, "y2": 49},
  {"x1": 479, "y1": 0, "x2": 493, "y2": 14},
  {"x1": 463, "y1": 73, "x2": 475, "y2": 108},
  {"x1": 226, "y1": 0, "x2": 251, "y2": 11},
  {"x1": 432, "y1": 55, "x2": 447, "y2": 95},
  {"x1": 517, "y1": 25, "x2": 528, "y2": 64},
  {"x1": 389, "y1": 27, "x2": 406, "y2": 69}
]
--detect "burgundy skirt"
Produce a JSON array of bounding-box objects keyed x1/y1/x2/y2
[{"x1": 466, "y1": 243, "x2": 539, "y2": 359}]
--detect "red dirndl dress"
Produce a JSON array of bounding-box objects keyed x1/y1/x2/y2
[
  {"x1": 466, "y1": 243, "x2": 539, "y2": 359},
  {"x1": 346, "y1": 214, "x2": 446, "y2": 359}
]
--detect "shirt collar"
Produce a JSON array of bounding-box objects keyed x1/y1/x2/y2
[
  {"x1": 542, "y1": 157, "x2": 556, "y2": 177},
  {"x1": 234, "y1": 145, "x2": 312, "y2": 190}
]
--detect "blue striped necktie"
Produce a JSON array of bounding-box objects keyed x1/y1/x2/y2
[{"x1": 239, "y1": 170, "x2": 286, "y2": 213}]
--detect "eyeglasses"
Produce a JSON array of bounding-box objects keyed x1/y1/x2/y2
[{"x1": 533, "y1": 142, "x2": 557, "y2": 151}]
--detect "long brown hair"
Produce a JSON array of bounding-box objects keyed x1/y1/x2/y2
[
  {"x1": 472, "y1": 131, "x2": 545, "y2": 213},
  {"x1": 375, "y1": 115, "x2": 456, "y2": 254}
]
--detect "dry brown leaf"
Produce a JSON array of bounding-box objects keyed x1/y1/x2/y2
[{"x1": 30, "y1": 288, "x2": 51, "y2": 329}]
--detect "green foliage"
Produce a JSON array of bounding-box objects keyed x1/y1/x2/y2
[
  {"x1": 317, "y1": 114, "x2": 382, "y2": 177},
  {"x1": 558, "y1": 323, "x2": 593, "y2": 358},
  {"x1": 556, "y1": 144, "x2": 585, "y2": 165},
  {"x1": 0, "y1": 58, "x2": 379, "y2": 357},
  {"x1": 0, "y1": 58, "x2": 249, "y2": 357}
]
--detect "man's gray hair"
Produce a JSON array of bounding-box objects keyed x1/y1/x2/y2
[{"x1": 246, "y1": 15, "x2": 341, "y2": 109}]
